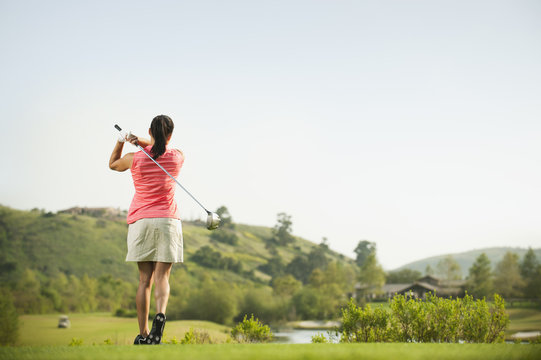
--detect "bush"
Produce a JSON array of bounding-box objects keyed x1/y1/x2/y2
[
  {"x1": 68, "y1": 338, "x2": 83, "y2": 346},
  {"x1": 0, "y1": 288, "x2": 19, "y2": 345},
  {"x1": 181, "y1": 278, "x2": 238, "y2": 325},
  {"x1": 210, "y1": 229, "x2": 239, "y2": 245},
  {"x1": 234, "y1": 287, "x2": 288, "y2": 324},
  {"x1": 339, "y1": 293, "x2": 509, "y2": 343},
  {"x1": 114, "y1": 308, "x2": 137, "y2": 318},
  {"x1": 191, "y1": 246, "x2": 243, "y2": 273},
  {"x1": 231, "y1": 314, "x2": 273, "y2": 343},
  {"x1": 340, "y1": 299, "x2": 391, "y2": 342},
  {"x1": 180, "y1": 328, "x2": 213, "y2": 344},
  {"x1": 311, "y1": 333, "x2": 328, "y2": 343}
]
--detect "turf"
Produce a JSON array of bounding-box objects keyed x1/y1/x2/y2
[
  {"x1": 507, "y1": 308, "x2": 541, "y2": 333},
  {"x1": 18, "y1": 313, "x2": 230, "y2": 346},
  {"x1": 1, "y1": 344, "x2": 540, "y2": 360}
]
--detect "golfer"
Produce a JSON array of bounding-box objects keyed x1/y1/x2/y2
[{"x1": 109, "y1": 115, "x2": 184, "y2": 345}]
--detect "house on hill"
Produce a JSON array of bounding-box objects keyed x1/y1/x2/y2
[
  {"x1": 58, "y1": 207, "x2": 126, "y2": 220},
  {"x1": 356, "y1": 275, "x2": 466, "y2": 300}
]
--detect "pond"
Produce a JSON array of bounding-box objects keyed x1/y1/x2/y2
[{"x1": 272, "y1": 329, "x2": 337, "y2": 344}]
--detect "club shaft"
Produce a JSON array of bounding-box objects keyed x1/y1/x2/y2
[
  {"x1": 135, "y1": 144, "x2": 210, "y2": 214},
  {"x1": 115, "y1": 124, "x2": 210, "y2": 214}
]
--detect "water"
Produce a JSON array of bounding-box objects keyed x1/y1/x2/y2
[{"x1": 273, "y1": 329, "x2": 335, "y2": 344}]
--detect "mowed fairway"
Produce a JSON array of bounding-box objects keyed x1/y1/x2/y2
[
  {"x1": 507, "y1": 308, "x2": 541, "y2": 334},
  {"x1": 17, "y1": 313, "x2": 231, "y2": 346},
  {"x1": 1, "y1": 344, "x2": 541, "y2": 360}
]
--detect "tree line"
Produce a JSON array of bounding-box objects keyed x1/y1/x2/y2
[{"x1": 354, "y1": 238, "x2": 541, "y2": 301}]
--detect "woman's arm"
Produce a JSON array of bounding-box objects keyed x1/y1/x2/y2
[
  {"x1": 127, "y1": 133, "x2": 151, "y2": 148},
  {"x1": 109, "y1": 141, "x2": 134, "y2": 172}
]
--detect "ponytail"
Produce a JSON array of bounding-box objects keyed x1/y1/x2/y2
[{"x1": 150, "y1": 115, "x2": 174, "y2": 159}]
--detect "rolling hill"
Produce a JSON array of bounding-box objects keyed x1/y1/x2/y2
[
  {"x1": 0, "y1": 205, "x2": 353, "y2": 285},
  {"x1": 1, "y1": 204, "x2": 537, "y2": 286},
  {"x1": 394, "y1": 247, "x2": 541, "y2": 278}
]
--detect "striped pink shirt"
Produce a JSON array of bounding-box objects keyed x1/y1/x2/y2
[{"x1": 127, "y1": 146, "x2": 184, "y2": 224}]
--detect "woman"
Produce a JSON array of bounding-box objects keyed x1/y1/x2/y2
[{"x1": 109, "y1": 115, "x2": 184, "y2": 345}]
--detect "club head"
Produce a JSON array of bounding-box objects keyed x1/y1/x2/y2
[{"x1": 206, "y1": 212, "x2": 221, "y2": 230}]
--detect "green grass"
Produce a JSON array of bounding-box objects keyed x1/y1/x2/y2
[
  {"x1": 1, "y1": 344, "x2": 541, "y2": 360},
  {"x1": 16, "y1": 306, "x2": 541, "y2": 347},
  {"x1": 17, "y1": 313, "x2": 230, "y2": 346},
  {"x1": 507, "y1": 308, "x2": 541, "y2": 333}
]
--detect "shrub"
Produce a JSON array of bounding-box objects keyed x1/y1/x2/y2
[
  {"x1": 181, "y1": 278, "x2": 238, "y2": 325},
  {"x1": 231, "y1": 314, "x2": 273, "y2": 343},
  {"x1": 210, "y1": 229, "x2": 239, "y2": 245},
  {"x1": 114, "y1": 308, "x2": 137, "y2": 318},
  {"x1": 340, "y1": 299, "x2": 391, "y2": 342},
  {"x1": 234, "y1": 288, "x2": 288, "y2": 324},
  {"x1": 311, "y1": 333, "x2": 328, "y2": 343},
  {"x1": 180, "y1": 328, "x2": 213, "y2": 344},
  {"x1": 339, "y1": 293, "x2": 509, "y2": 343},
  {"x1": 485, "y1": 294, "x2": 509, "y2": 343},
  {"x1": 68, "y1": 338, "x2": 83, "y2": 346},
  {"x1": 0, "y1": 288, "x2": 19, "y2": 345}
]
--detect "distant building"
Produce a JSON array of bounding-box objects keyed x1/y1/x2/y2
[
  {"x1": 355, "y1": 275, "x2": 466, "y2": 300},
  {"x1": 58, "y1": 207, "x2": 127, "y2": 220}
]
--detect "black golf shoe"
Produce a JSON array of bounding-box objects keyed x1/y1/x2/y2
[
  {"x1": 148, "y1": 313, "x2": 166, "y2": 344},
  {"x1": 133, "y1": 334, "x2": 147, "y2": 345}
]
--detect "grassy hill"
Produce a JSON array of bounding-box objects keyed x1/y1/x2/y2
[
  {"x1": 0, "y1": 204, "x2": 353, "y2": 289},
  {"x1": 394, "y1": 247, "x2": 541, "y2": 278}
]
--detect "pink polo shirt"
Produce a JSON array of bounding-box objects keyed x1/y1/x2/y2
[{"x1": 127, "y1": 146, "x2": 184, "y2": 224}]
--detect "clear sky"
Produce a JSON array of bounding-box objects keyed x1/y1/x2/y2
[{"x1": 1, "y1": 0, "x2": 540, "y2": 269}]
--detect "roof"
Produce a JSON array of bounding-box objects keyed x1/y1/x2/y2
[{"x1": 381, "y1": 284, "x2": 411, "y2": 294}]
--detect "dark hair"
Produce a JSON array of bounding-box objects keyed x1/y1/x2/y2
[{"x1": 150, "y1": 115, "x2": 174, "y2": 159}]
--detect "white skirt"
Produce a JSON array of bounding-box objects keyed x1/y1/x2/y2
[{"x1": 126, "y1": 218, "x2": 183, "y2": 263}]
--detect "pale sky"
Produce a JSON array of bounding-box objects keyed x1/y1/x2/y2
[{"x1": 1, "y1": 0, "x2": 540, "y2": 269}]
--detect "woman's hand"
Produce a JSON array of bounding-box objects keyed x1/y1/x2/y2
[{"x1": 127, "y1": 133, "x2": 139, "y2": 145}]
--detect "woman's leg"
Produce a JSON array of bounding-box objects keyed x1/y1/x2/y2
[
  {"x1": 136, "y1": 261, "x2": 156, "y2": 337},
  {"x1": 154, "y1": 262, "x2": 173, "y2": 314}
]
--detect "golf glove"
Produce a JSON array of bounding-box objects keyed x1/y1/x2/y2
[{"x1": 117, "y1": 131, "x2": 132, "y2": 143}]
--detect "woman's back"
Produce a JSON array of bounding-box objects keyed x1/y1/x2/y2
[{"x1": 128, "y1": 146, "x2": 184, "y2": 224}]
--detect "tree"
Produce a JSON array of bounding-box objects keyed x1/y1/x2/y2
[
  {"x1": 292, "y1": 262, "x2": 355, "y2": 320},
  {"x1": 13, "y1": 269, "x2": 45, "y2": 313},
  {"x1": 215, "y1": 206, "x2": 234, "y2": 229},
  {"x1": 436, "y1": 256, "x2": 462, "y2": 281},
  {"x1": 182, "y1": 276, "x2": 238, "y2": 325},
  {"x1": 425, "y1": 264, "x2": 434, "y2": 276},
  {"x1": 210, "y1": 206, "x2": 239, "y2": 244},
  {"x1": 307, "y1": 246, "x2": 328, "y2": 272},
  {"x1": 520, "y1": 248, "x2": 539, "y2": 299},
  {"x1": 0, "y1": 288, "x2": 19, "y2": 345},
  {"x1": 271, "y1": 213, "x2": 295, "y2": 246},
  {"x1": 354, "y1": 240, "x2": 375, "y2": 267},
  {"x1": 386, "y1": 269, "x2": 422, "y2": 284},
  {"x1": 285, "y1": 255, "x2": 311, "y2": 284},
  {"x1": 320, "y1": 237, "x2": 329, "y2": 250},
  {"x1": 258, "y1": 255, "x2": 285, "y2": 278},
  {"x1": 271, "y1": 275, "x2": 302, "y2": 297},
  {"x1": 210, "y1": 229, "x2": 239, "y2": 245},
  {"x1": 191, "y1": 246, "x2": 242, "y2": 273},
  {"x1": 528, "y1": 265, "x2": 541, "y2": 299},
  {"x1": 493, "y1": 252, "x2": 524, "y2": 299},
  {"x1": 466, "y1": 253, "x2": 493, "y2": 299},
  {"x1": 358, "y1": 252, "x2": 386, "y2": 296},
  {"x1": 285, "y1": 246, "x2": 329, "y2": 284}
]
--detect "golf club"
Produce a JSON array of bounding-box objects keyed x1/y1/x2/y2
[{"x1": 114, "y1": 124, "x2": 220, "y2": 230}]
